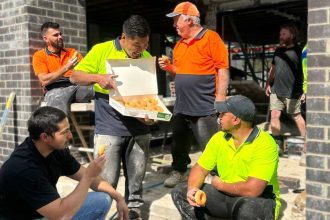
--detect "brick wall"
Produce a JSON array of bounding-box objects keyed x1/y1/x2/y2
[
  {"x1": 306, "y1": 0, "x2": 330, "y2": 218},
  {"x1": 0, "y1": 0, "x2": 87, "y2": 165}
]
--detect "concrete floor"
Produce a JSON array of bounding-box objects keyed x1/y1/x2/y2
[{"x1": 57, "y1": 144, "x2": 306, "y2": 220}]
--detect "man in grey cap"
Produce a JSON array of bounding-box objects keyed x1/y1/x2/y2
[{"x1": 171, "y1": 95, "x2": 281, "y2": 220}]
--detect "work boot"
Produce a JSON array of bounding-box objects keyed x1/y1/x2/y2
[
  {"x1": 128, "y1": 207, "x2": 142, "y2": 220},
  {"x1": 164, "y1": 170, "x2": 185, "y2": 188}
]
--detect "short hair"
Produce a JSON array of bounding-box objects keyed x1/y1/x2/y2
[
  {"x1": 122, "y1": 15, "x2": 150, "y2": 38},
  {"x1": 40, "y1": 21, "x2": 60, "y2": 36},
  {"x1": 181, "y1": 14, "x2": 201, "y2": 26},
  {"x1": 280, "y1": 23, "x2": 299, "y2": 43},
  {"x1": 28, "y1": 106, "x2": 67, "y2": 140}
]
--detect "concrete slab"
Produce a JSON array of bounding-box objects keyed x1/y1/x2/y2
[{"x1": 57, "y1": 146, "x2": 306, "y2": 220}]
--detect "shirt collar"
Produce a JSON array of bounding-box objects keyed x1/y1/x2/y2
[
  {"x1": 223, "y1": 126, "x2": 260, "y2": 143},
  {"x1": 114, "y1": 36, "x2": 122, "y2": 50},
  {"x1": 180, "y1": 28, "x2": 208, "y2": 45},
  {"x1": 45, "y1": 47, "x2": 67, "y2": 56}
]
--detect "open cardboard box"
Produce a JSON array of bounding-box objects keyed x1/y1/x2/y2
[{"x1": 106, "y1": 57, "x2": 172, "y2": 122}]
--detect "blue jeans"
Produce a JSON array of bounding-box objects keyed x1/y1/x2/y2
[
  {"x1": 72, "y1": 192, "x2": 112, "y2": 220},
  {"x1": 171, "y1": 114, "x2": 218, "y2": 172}
]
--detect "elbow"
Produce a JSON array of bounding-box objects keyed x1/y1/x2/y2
[{"x1": 40, "y1": 80, "x2": 49, "y2": 87}]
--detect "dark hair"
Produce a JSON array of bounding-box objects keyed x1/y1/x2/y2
[
  {"x1": 280, "y1": 23, "x2": 299, "y2": 43},
  {"x1": 41, "y1": 22, "x2": 60, "y2": 36},
  {"x1": 28, "y1": 106, "x2": 67, "y2": 140},
  {"x1": 122, "y1": 15, "x2": 150, "y2": 38}
]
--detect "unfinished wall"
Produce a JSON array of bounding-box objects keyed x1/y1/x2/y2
[
  {"x1": 306, "y1": 0, "x2": 330, "y2": 218},
  {"x1": 0, "y1": 0, "x2": 87, "y2": 165}
]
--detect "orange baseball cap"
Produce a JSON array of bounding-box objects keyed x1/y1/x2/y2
[{"x1": 166, "y1": 1, "x2": 200, "y2": 17}]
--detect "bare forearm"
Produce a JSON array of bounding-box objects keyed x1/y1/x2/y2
[
  {"x1": 266, "y1": 65, "x2": 275, "y2": 86},
  {"x1": 90, "y1": 177, "x2": 122, "y2": 201},
  {"x1": 212, "y1": 177, "x2": 266, "y2": 197},
  {"x1": 187, "y1": 164, "x2": 208, "y2": 190},
  {"x1": 57, "y1": 175, "x2": 94, "y2": 219},
  {"x1": 216, "y1": 68, "x2": 229, "y2": 101},
  {"x1": 71, "y1": 70, "x2": 99, "y2": 86},
  {"x1": 38, "y1": 66, "x2": 69, "y2": 86}
]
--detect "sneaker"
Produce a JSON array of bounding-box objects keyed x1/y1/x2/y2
[
  {"x1": 164, "y1": 170, "x2": 185, "y2": 188},
  {"x1": 128, "y1": 207, "x2": 141, "y2": 220}
]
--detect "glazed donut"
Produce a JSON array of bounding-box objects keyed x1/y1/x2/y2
[
  {"x1": 194, "y1": 190, "x2": 206, "y2": 206},
  {"x1": 98, "y1": 144, "x2": 106, "y2": 156},
  {"x1": 161, "y1": 55, "x2": 170, "y2": 64}
]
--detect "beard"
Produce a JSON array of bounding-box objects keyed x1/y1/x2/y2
[{"x1": 50, "y1": 39, "x2": 64, "y2": 50}]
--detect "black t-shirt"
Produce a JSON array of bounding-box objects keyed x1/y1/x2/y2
[
  {"x1": 0, "y1": 137, "x2": 80, "y2": 219},
  {"x1": 271, "y1": 46, "x2": 303, "y2": 98}
]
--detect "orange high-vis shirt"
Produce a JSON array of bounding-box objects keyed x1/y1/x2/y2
[
  {"x1": 32, "y1": 48, "x2": 82, "y2": 77},
  {"x1": 173, "y1": 29, "x2": 229, "y2": 75}
]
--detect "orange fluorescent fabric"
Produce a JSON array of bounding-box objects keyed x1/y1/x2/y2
[
  {"x1": 32, "y1": 48, "x2": 82, "y2": 77},
  {"x1": 173, "y1": 29, "x2": 229, "y2": 75}
]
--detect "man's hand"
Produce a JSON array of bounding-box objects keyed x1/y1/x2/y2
[
  {"x1": 300, "y1": 94, "x2": 306, "y2": 103},
  {"x1": 265, "y1": 85, "x2": 272, "y2": 96},
  {"x1": 136, "y1": 114, "x2": 157, "y2": 125},
  {"x1": 97, "y1": 74, "x2": 118, "y2": 90},
  {"x1": 158, "y1": 57, "x2": 175, "y2": 74},
  {"x1": 65, "y1": 56, "x2": 78, "y2": 71},
  {"x1": 85, "y1": 155, "x2": 106, "y2": 180},
  {"x1": 186, "y1": 187, "x2": 200, "y2": 207},
  {"x1": 115, "y1": 197, "x2": 129, "y2": 220}
]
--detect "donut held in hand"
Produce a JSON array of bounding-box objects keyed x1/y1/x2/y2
[{"x1": 195, "y1": 190, "x2": 206, "y2": 206}]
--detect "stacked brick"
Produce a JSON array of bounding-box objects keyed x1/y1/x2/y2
[
  {"x1": 306, "y1": 0, "x2": 330, "y2": 218},
  {"x1": 0, "y1": 0, "x2": 87, "y2": 166}
]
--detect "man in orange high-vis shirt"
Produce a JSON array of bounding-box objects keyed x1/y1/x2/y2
[
  {"x1": 158, "y1": 2, "x2": 230, "y2": 188},
  {"x1": 33, "y1": 22, "x2": 93, "y2": 114}
]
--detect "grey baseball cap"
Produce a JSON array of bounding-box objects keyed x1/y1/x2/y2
[{"x1": 214, "y1": 95, "x2": 256, "y2": 122}]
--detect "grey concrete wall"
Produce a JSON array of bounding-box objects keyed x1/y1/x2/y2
[
  {"x1": 306, "y1": 0, "x2": 330, "y2": 218},
  {"x1": 0, "y1": 0, "x2": 87, "y2": 165}
]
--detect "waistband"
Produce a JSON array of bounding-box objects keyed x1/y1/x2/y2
[
  {"x1": 95, "y1": 92, "x2": 109, "y2": 100},
  {"x1": 46, "y1": 80, "x2": 74, "y2": 91}
]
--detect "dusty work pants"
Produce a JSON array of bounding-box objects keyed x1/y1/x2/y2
[
  {"x1": 43, "y1": 85, "x2": 94, "y2": 115},
  {"x1": 171, "y1": 114, "x2": 218, "y2": 172},
  {"x1": 172, "y1": 182, "x2": 276, "y2": 220},
  {"x1": 94, "y1": 134, "x2": 150, "y2": 208}
]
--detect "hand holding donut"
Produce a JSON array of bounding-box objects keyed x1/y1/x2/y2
[
  {"x1": 186, "y1": 187, "x2": 206, "y2": 207},
  {"x1": 194, "y1": 190, "x2": 206, "y2": 206}
]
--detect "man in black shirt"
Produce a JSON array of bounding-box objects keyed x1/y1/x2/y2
[
  {"x1": 265, "y1": 23, "x2": 306, "y2": 149},
  {"x1": 0, "y1": 106, "x2": 128, "y2": 220}
]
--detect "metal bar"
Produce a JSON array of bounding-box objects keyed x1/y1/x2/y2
[
  {"x1": 227, "y1": 16, "x2": 259, "y2": 83},
  {"x1": 69, "y1": 112, "x2": 93, "y2": 161}
]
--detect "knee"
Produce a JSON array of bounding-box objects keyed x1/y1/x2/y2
[
  {"x1": 270, "y1": 111, "x2": 281, "y2": 120},
  {"x1": 171, "y1": 182, "x2": 187, "y2": 201},
  {"x1": 91, "y1": 192, "x2": 112, "y2": 213},
  {"x1": 233, "y1": 198, "x2": 274, "y2": 220}
]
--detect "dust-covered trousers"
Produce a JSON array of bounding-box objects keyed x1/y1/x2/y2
[
  {"x1": 172, "y1": 182, "x2": 276, "y2": 220},
  {"x1": 171, "y1": 113, "x2": 218, "y2": 172},
  {"x1": 43, "y1": 85, "x2": 94, "y2": 115},
  {"x1": 94, "y1": 134, "x2": 150, "y2": 208}
]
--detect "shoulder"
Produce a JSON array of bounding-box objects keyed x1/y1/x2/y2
[
  {"x1": 142, "y1": 50, "x2": 152, "y2": 57},
  {"x1": 254, "y1": 130, "x2": 277, "y2": 150},
  {"x1": 33, "y1": 49, "x2": 46, "y2": 59},
  {"x1": 92, "y1": 40, "x2": 115, "y2": 50},
  {"x1": 205, "y1": 29, "x2": 222, "y2": 40}
]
